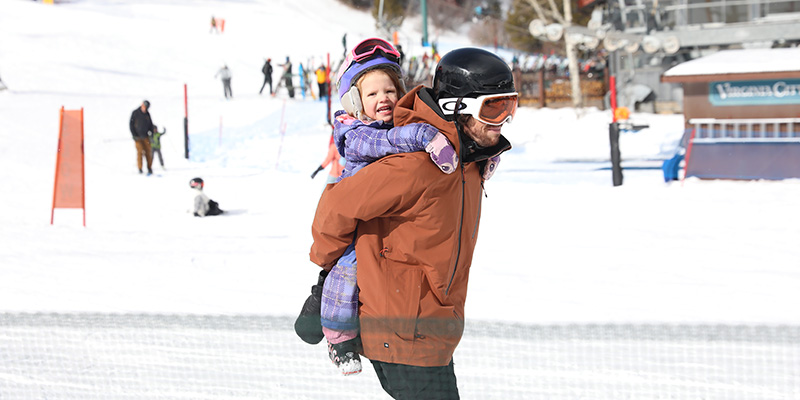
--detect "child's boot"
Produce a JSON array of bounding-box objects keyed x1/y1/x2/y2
[{"x1": 328, "y1": 337, "x2": 362, "y2": 376}]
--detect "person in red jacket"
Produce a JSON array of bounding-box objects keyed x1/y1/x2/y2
[
  {"x1": 310, "y1": 135, "x2": 344, "y2": 184},
  {"x1": 309, "y1": 48, "x2": 516, "y2": 399}
]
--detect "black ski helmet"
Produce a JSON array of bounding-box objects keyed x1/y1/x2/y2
[
  {"x1": 432, "y1": 47, "x2": 515, "y2": 103},
  {"x1": 189, "y1": 177, "x2": 204, "y2": 190}
]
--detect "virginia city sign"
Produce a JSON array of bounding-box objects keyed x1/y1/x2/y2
[{"x1": 709, "y1": 79, "x2": 800, "y2": 106}]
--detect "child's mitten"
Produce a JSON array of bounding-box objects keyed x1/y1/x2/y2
[
  {"x1": 425, "y1": 132, "x2": 458, "y2": 174},
  {"x1": 483, "y1": 156, "x2": 501, "y2": 181}
]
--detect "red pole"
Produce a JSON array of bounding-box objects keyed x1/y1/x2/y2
[{"x1": 609, "y1": 75, "x2": 618, "y2": 122}]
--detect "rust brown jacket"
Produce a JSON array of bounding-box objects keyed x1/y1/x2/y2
[{"x1": 310, "y1": 86, "x2": 511, "y2": 367}]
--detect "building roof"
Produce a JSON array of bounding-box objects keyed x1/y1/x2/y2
[{"x1": 662, "y1": 48, "x2": 800, "y2": 83}]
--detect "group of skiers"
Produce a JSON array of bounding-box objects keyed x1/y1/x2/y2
[
  {"x1": 214, "y1": 56, "x2": 331, "y2": 100},
  {"x1": 260, "y1": 56, "x2": 330, "y2": 100}
]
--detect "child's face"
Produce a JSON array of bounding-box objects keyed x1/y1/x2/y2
[{"x1": 359, "y1": 70, "x2": 398, "y2": 123}]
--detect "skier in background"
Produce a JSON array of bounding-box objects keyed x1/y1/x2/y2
[
  {"x1": 129, "y1": 100, "x2": 155, "y2": 175},
  {"x1": 278, "y1": 56, "x2": 295, "y2": 98},
  {"x1": 259, "y1": 58, "x2": 273, "y2": 95},
  {"x1": 396, "y1": 44, "x2": 405, "y2": 67},
  {"x1": 315, "y1": 64, "x2": 328, "y2": 101},
  {"x1": 150, "y1": 125, "x2": 166, "y2": 169},
  {"x1": 299, "y1": 63, "x2": 307, "y2": 99},
  {"x1": 214, "y1": 65, "x2": 232, "y2": 99},
  {"x1": 210, "y1": 16, "x2": 218, "y2": 33},
  {"x1": 310, "y1": 135, "x2": 344, "y2": 184}
]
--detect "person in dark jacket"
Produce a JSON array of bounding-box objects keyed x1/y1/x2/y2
[
  {"x1": 278, "y1": 56, "x2": 295, "y2": 98},
  {"x1": 129, "y1": 100, "x2": 154, "y2": 175},
  {"x1": 260, "y1": 58, "x2": 273, "y2": 95}
]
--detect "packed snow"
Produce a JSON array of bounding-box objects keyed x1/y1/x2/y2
[
  {"x1": 2, "y1": 1, "x2": 799, "y2": 399},
  {"x1": 1, "y1": 0, "x2": 799, "y2": 326}
]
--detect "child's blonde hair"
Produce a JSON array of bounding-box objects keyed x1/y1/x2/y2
[{"x1": 355, "y1": 65, "x2": 407, "y2": 103}]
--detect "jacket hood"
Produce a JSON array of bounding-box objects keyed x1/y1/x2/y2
[{"x1": 394, "y1": 85, "x2": 458, "y2": 147}]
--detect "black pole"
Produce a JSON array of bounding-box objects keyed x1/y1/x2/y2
[
  {"x1": 183, "y1": 83, "x2": 190, "y2": 159},
  {"x1": 609, "y1": 122, "x2": 623, "y2": 186},
  {"x1": 184, "y1": 117, "x2": 189, "y2": 159},
  {"x1": 607, "y1": 50, "x2": 622, "y2": 187}
]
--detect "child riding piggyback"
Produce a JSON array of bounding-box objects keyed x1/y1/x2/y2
[
  {"x1": 326, "y1": 37, "x2": 462, "y2": 375},
  {"x1": 294, "y1": 37, "x2": 460, "y2": 376}
]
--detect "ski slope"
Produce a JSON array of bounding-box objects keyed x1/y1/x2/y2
[{"x1": 1, "y1": 1, "x2": 799, "y2": 399}]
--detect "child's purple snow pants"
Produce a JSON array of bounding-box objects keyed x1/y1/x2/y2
[{"x1": 320, "y1": 241, "x2": 359, "y2": 332}]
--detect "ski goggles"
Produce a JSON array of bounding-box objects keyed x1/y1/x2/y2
[
  {"x1": 350, "y1": 38, "x2": 401, "y2": 64},
  {"x1": 438, "y1": 93, "x2": 519, "y2": 126}
]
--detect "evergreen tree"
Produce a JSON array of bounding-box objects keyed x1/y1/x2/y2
[
  {"x1": 373, "y1": 0, "x2": 410, "y2": 32},
  {"x1": 505, "y1": 0, "x2": 592, "y2": 53},
  {"x1": 506, "y1": 0, "x2": 542, "y2": 52}
]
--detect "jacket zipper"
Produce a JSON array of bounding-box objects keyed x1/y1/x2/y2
[
  {"x1": 472, "y1": 187, "x2": 482, "y2": 239},
  {"x1": 446, "y1": 164, "x2": 466, "y2": 296}
]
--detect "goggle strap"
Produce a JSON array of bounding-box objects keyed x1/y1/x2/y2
[{"x1": 438, "y1": 97, "x2": 476, "y2": 116}]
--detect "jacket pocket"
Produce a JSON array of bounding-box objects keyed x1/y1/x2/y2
[
  {"x1": 414, "y1": 304, "x2": 464, "y2": 343},
  {"x1": 384, "y1": 262, "x2": 423, "y2": 341}
]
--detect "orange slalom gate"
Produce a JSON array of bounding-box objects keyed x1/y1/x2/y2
[{"x1": 51, "y1": 107, "x2": 86, "y2": 226}]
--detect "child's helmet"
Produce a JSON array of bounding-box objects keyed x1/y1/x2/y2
[
  {"x1": 189, "y1": 177, "x2": 204, "y2": 190},
  {"x1": 336, "y1": 38, "x2": 404, "y2": 119}
]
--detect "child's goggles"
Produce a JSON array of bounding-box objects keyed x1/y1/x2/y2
[
  {"x1": 350, "y1": 38, "x2": 401, "y2": 64},
  {"x1": 438, "y1": 93, "x2": 519, "y2": 126}
]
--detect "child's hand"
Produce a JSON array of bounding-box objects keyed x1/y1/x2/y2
[
  {"x1": 482, "y1": 156, "x2": 501, "y2": 181},
  {"x1": 425, "y1": 132, "x2": 458, "y2": 174},
  {"x1": 335, "y1": 113, "x2": 358, "y2": 125}
]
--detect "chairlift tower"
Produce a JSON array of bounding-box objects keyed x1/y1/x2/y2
[{"x1": 558, "y1": 0, "x2": 800, "y2": 111}]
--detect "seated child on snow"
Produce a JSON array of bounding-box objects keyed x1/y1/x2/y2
[{"x1": 189, "y1": 177, "x2": 223, "y2": 217}]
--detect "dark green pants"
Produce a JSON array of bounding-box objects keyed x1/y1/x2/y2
[{"x1": 370, "y1": 359, "x2": 459, "y2": 400}]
